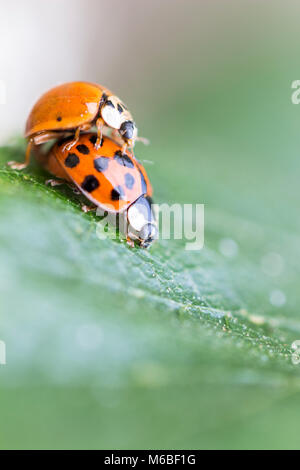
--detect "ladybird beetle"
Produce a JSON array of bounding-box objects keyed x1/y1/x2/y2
[
  {"x1": 8, "y1": 81, "x2": 142, "y2": 170},
  {"x1": 35, "y1": 132, "x2": 157, "y2": 248}
]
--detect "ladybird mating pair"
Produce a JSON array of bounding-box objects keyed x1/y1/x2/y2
[
  {"x1": 37, "y1": 133, "x2": 157, "y2": 247},
  {"x1": 8, "y1": 81, "x2": 157, "y2": 248}
]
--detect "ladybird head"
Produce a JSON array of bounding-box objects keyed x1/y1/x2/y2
[
  {"x1": 119, "y1": 120, "x2": 138, "y2": 147},
  {"x1": 127, "y1": 195, "x2": 158, "y2": 248}
]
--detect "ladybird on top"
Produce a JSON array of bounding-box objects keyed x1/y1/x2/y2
[
  {"x1": 7, "y1": 82, "x2": 156, "y2": 248},
  {"x1": 8, "y1": 81, "x2": 147, "y2": 171}
]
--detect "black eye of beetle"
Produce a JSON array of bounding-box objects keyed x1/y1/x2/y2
[{"x1": 120, "y1": 121, "x2": 135, "y2": 140}]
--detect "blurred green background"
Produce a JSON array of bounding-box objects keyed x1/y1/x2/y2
[{"x1": 1, "y1": 0, "x2": 300, "y2": 449}]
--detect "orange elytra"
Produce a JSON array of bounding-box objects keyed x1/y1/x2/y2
[
  {"x1": 8, "y1": 81, "x2": 141, "y2": 170},
  {"x1": 35, "y1": 133, "x2": 157, "y2": 248}
]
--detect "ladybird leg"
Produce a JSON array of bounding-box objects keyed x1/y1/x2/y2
[
  {"x1": 45, "y1": 178, "x2": 65, "y2": 187},
  {"x1": 95, "y1": 117, "x2": 105, "y2": 149},
  {"x1": 63, "y1": 125, "x2": 91, "y2": 152},
  {"x1": 81, "y1": 204, "x2": 97, "y2": 213},
  {"x1": 33, "y1": 131, "x2": 62, "y2": 145},
  {"x1": 45, "y1": 179, "x2": 80, "y2": 196},
  {"x1": 63, "y1": 127, "x2": 82, "y2": 152},
  {"x1": 8, "y1": 130, "x2": 69, "y2": 170},
  {"x1": 7, "y1": 138, "x2": 33, "y2": 170},
  {"x1": 121, "y1": 142, "x2": 128, "y2": 154}
]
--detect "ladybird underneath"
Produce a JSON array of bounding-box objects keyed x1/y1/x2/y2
[{"x1": 52, "y1": 133, "x2": 152, "y2": 212}]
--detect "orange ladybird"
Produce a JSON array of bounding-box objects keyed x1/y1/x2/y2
[
  {"x1": 37, "y1": 133, "x2": 157, "y2": 248},
  {"x1": 9, "y1": 81, "x2": 141, "y2": 170}
]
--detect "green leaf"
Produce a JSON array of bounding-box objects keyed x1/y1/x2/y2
[{"x1": 0, "y1": 135, "x2": 300, "y2": 450}]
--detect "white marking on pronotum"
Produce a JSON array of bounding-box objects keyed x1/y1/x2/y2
[
  {"x1": 127, "y1": 204, "x2": 147, "y2": 232},
  {"x1": 101, "y1": 104, "x2": 122, "y2": 129}
]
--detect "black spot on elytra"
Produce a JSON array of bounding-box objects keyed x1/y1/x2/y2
[
  {"x1": 117, "y1": 103, "x2": 123, "y2": 113},
  {"x1": 111, "y1": 185, "x2": 125, "y2": 200},
  {"x1": 139, "y1": 169, "x2": 147, "y2": 194},
  {"x1": 114, "y1": 150, "x2": 134, "y2": 168},
  {"x1": 81, "y1": 175, "x2": 100, "y2": 193},
  {"x1": 94, "y1": 156, "x2": 109, "y2": 172},
  {"x1": 124, "y1": 173, "x2": 135, "y2": 190},
  {"x1": 65, "y1": 153, "x2": 80, "y2": 168},
  {"x1": 56, "y1": 116, "x2": 62, "y2": 122},
  {"x1": 76, "y1": 144, "x2": 90, "y2": 155}
]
